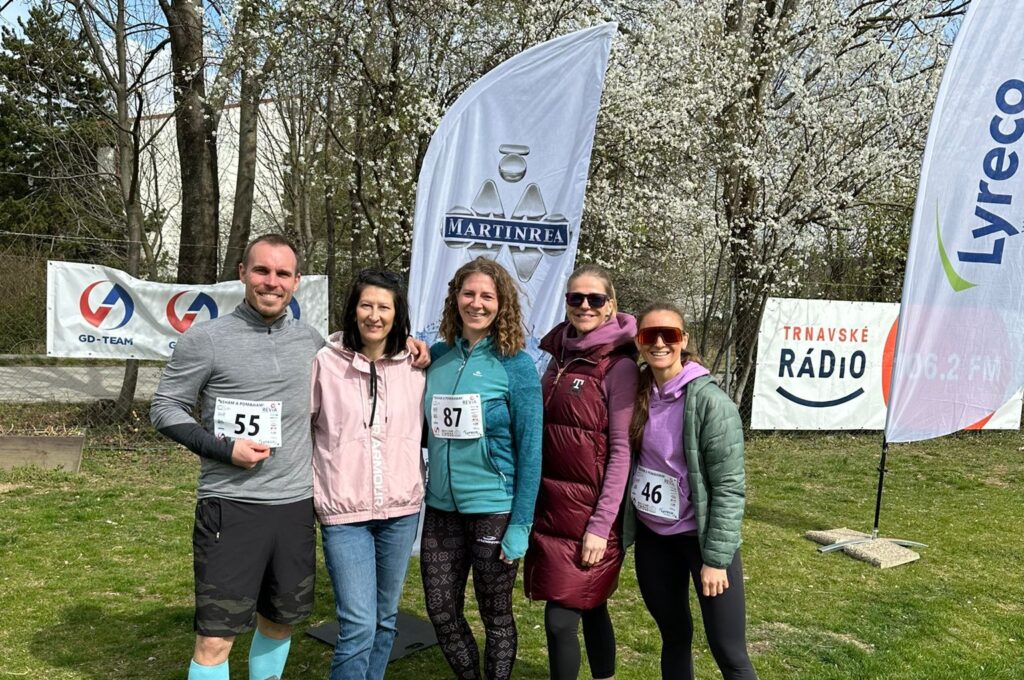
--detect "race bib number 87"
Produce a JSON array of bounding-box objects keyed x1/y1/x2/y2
[
  {"x1": 431, "y1": 394, "x2": 484, "y2": 439},
  {"x1": 214, "y1": 398, "x2": 283, "y2": 448}
]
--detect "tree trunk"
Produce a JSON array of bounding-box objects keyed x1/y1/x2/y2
[
  {"x1": 161, "y1": 0, "x2": 219, "y2": 285},
  {"x1": 111, "y1": 1, "x2": 140, "y2": 422},
  {"x1": 220, "y1": 67, "x2": 260, "y2": 281}
]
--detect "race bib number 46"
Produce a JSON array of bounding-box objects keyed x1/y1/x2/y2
[
  {"x1": 630, "y1": 465, "x2": 681, "y2": 521},
  {"x1": 431, "y1": 394, "x2": 484, "y2": 439},
  {"x1": 214, "y1": 398, "x2": 282, "y2": 448}
]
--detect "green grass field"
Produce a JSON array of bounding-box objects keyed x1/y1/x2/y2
[{"x1": 2, "y1": 431, "x2": 1022, "y2": 679}]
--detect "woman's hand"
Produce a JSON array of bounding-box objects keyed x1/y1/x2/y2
[
  {"x1": 406, "y1": 337, "x2": 431, "y2": 368},
  {"x1": 700, "y1": 565, "x2": 729, "y2": 597},
  {"x1": 580, "y1": 531, "x2": 607, "y2": 567}
]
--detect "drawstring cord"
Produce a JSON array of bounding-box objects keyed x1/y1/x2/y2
[{"x1": 368, "y1": 362, "x2": 378, "y2": 427}]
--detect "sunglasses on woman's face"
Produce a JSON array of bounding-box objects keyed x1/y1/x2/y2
[
  {"x1": 636, "y1": 326, "x2": 685, "y2": 346},
  {"x1": 565, "y1": 292, "x2": 609, "y2": 308}
]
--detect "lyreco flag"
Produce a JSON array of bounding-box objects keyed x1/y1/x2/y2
[
  {"x1": 887, "y1": 3, "x2": 1024, "y2": 443},
  {"x1": 408, "y1": 23, "x2": 616, "y2": 367},
  {"x1": 47, "y1": 261, "x2": 329, "y2": 360},
  {"x1": 753, "y1": 298, "x2": 1022, "y2": 430}
]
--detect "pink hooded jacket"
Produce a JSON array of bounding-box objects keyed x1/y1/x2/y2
[{"x1": 310, "y1": 332, "x2": 426, "y2": 525}]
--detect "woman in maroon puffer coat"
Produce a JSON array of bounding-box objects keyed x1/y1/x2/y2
[{"x1": 525, "y1": 264, "x2": 639, "y2": 680}]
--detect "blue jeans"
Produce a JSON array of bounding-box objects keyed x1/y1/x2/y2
[{"x1": 321, "y1": 513, "x2": 420, "y2": 680}]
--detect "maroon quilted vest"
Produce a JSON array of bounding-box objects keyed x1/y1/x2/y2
[{"x1": 524, "y1": 321, "x2": 634, "y2": 609}]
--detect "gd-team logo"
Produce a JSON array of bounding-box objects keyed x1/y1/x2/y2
[
  {"x1": 443, "y1": 144, "x2": 570, "y2": 281},
  {"x1": 79, "y1": 281, "x2": 135, "y2": 329},
  {"x1": 166, "y1": 291, "x2": 219, "y2": 333}
]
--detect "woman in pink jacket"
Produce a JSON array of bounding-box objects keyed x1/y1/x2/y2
[{"x1": 311, "y1": 270, "x2": 426, "y2": 680}]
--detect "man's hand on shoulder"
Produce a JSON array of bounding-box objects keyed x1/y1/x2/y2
[
  {"x1": 231, "y1": 439, "x2": 271, "y2": 469},
  {"x1": 407, "y1": 336, "x2": 431, "y2": 369}
]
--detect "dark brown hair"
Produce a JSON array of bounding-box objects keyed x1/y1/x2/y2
[
  {"x1": 241, "y1": 233, "x2": 303, "y2": 273},
  {"x1": 629, "y1": 301, "x2": 704, "y2": 452}
]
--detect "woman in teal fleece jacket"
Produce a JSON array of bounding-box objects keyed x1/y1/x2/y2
[{"x1": 420, "y1": 256, "x2": 542, "y2": 680}]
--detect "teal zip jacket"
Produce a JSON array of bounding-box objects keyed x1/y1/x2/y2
[
  {"x1": 424, "y1": 336, "x2": 543, "y2": 559},
  {"x1": 623, "y1": 375, "x2": 746, "y2": 568}
]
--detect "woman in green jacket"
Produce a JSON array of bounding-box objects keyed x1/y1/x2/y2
[{"x1": 628, "y1": 301, "x2": 756, "y2": 680}]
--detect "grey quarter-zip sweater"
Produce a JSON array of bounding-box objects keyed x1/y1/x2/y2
[{"x1": 151, "y1": 302, "x2": 325, "y2": 504}]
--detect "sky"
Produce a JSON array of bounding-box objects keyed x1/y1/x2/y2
[{"x1": 0, "y1": 0, "x2": 31, "y2": 37}]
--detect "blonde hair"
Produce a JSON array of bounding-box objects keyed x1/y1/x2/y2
[
  {"x1": 567, "y1": 263, "x2": 618, "y2": 316},
  {"x1": 438, "y1": 257, "x2": 526, "y2": 357},
  {"x1": 629, "y1": 301, "x2": 704, "y2": 451}
]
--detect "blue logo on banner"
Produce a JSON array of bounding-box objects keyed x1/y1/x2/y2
[{"x1": 442, "y1": 144, "x2": 572, "y2": 281}]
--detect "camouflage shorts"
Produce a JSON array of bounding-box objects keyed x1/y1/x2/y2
[{"x1": 193, "y1": 496, "x2": 315, "y2": 637}]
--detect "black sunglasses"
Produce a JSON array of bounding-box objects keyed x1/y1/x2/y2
[{"x1": 565, "y1": 292, "x2": 610, "y2": 309}]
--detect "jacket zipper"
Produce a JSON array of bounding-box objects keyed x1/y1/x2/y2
[
  {"x1": 444, "y1": 343, "x2": 474, "y2": 512},
  {"x1": 544, "y1": 355, "x2": 598, "y2": 407}
]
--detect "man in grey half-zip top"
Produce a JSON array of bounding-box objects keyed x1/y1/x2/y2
[{"x1": 151, "y1": 234, "x2": 323, "y2": 680}]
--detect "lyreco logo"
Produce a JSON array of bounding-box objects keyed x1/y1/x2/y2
[
  {"x1": 166, "y1": 291, "x2": 219, "y2": 333},
  {"x1": 774, "y1": 324, "x2": 869, "y2": 408},
  {"x1": 938, "y1": 78, "x2": 1024, "y2": 292},
  {"x1": 79, "y1": 281, "x2": 135, "y2": 329},
  {"x1": 442, "y1": 144, "x2": 571, "y2": 281}
]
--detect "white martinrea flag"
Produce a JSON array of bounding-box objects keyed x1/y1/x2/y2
[
  {"x1": 408, "y1": 23, "x2": 616, "y2": 368},
  {"x1": 887, "y1": 2, "x2": 1024, "y2": 443}
]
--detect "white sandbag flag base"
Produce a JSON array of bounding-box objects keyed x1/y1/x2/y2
[{"x1": 806, "y1": 528, "x2": 921, "y2": 569}]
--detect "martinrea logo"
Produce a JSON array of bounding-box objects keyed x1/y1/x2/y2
[{"x1": 938, "y1": 78, "x2": 1024, "y2": 292}]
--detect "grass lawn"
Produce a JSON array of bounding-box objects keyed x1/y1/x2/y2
[{"x1": 1, "y1": 431, "x2": 1022, "y2": 679}]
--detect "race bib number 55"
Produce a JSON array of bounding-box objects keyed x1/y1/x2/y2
[
  {"x1": 431, "y1": 394, "x2": 484, "y2": 439},
  {"x1": 214, "y1": 397, "x2": 282, "y2": 448}
]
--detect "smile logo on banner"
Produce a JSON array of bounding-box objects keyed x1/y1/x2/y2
[
  {"x1": 166, "y1": 292, "x2": 219, "y2": 333},
  {"x1": 773, "y1": 325, "x2": 869, "y2": 408},
  {"x1": 79, "y1": 281, "x2": 135, "y2": 329},
  {"x1": 442, "y1": 144, "x2": 571, "y2": 281}
]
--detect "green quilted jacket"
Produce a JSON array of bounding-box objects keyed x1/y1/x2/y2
[{"x1": 623, "y1": 375, "x2": 746, "y2": 568}]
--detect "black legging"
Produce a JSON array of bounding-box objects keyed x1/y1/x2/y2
[
  {"x1": 545, "y1": 601, "x2": 616, "y2": 679},
  {"x1": 634, "y1": 522, "x2": 757, "y2": 680},
  {"x1": 420, "y1": 507, "x2": 519, "y2": 680}
]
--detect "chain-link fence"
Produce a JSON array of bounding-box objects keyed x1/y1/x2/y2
[
  {"x1": 0, "y1": 248, "x2": 160, "y2": 448},
  {"x1": 0, "y1": 243, "x2": 917, "y2": 450}
]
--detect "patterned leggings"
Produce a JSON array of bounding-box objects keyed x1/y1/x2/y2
[{"x1": 420, "y1": 507, "x2": 519, "y2": 680}]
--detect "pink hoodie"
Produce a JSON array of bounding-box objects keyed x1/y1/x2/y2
[{"x1": 310, "y1": 332, "x2": 426, "y2": 525}]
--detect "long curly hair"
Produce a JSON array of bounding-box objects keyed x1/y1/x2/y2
[
  {"x1": 438, "y1": 257, "x2": 525, "y2": 357},
  {"x1": 629, "y1": 301, "x2": 704, "y2": 452}
]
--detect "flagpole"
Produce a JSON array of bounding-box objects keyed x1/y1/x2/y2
[{"x1": 818, "y1": 436, "x2": 927, "y2": 553}]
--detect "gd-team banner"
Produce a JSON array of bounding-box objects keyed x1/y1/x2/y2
[
  {"x1": 46, "y1": 261, "x2": 329, "y2": 360},
  {"x1": 751, "y1": 297, "x2": 1022, "y2": 431}
]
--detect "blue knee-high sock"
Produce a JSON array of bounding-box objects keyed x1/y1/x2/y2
[
  {"x1": 249, "y1": 629, "x2": 292, "y2": 680},
  {"x1": 188, "y1": 659, "x2": 229, "y2": 680}
]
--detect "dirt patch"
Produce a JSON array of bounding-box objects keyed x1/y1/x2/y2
[
  {"x1": 0, "y1": 483, "x2": 27, "y2": 493},
  {"x1": 983, "y1": 465, "x2": 1011, "y2": 487},
  {"x1": 749, "y1": 621, "x2": 874, "y2": 654}
]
